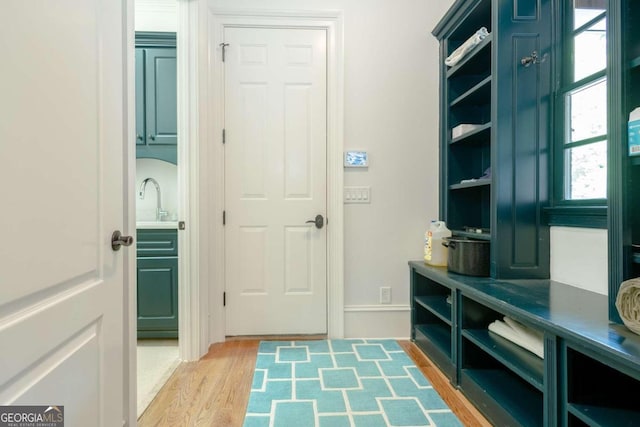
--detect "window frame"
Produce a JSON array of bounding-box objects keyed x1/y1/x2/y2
[{"x1": 546, "y1": 0, "x2": 609, "y2": 228}]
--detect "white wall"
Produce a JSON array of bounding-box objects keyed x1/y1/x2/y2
[
  {"x1": 136, "y1": 159, "x2": 179, "y2": 222},
  {"x1": 206, "y1": 0, "x2": 455, "y2": 338},
  {"x1": 135, "y1": 0, "x2": 177, "y2": 32},
  {"x1": 550, "y1": 227, "x2": 608, "y2": 295}
]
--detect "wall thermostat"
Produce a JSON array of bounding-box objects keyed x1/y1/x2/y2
[{"x1": 344, "y1": 151, "x2": 368, "y2": 168}]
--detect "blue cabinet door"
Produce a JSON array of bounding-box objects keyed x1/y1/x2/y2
[
  {"x1": 145, "y1": 48, "x2": 177, "y2": 146},
  {"x1": 137, "y1": 257, "x2": 178, "y2": 338},
  {"x1": 135, "y1": 44, "x2": 177, "y2": 164},
  {"x1": 491, "y1": 0, "x2": 551, "y2": 279}
]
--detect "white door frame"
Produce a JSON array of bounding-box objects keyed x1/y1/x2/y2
[
  {"x1": 176, "y1": 0, "x2": 208, "y2": 363},
  {"x1": 204, "y1": 8, "x2": 345, "y2": 343}
]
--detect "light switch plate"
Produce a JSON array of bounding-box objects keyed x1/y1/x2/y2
[{"x1": 344, "y1": 186, "x2": 371, "y2": 204}]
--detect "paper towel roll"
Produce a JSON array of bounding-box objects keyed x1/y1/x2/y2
[{"x1": 615, "y1": 278, "x2": 640, "y2": 335}]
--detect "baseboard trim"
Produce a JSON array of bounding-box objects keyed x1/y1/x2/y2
[
  {"x1": 343, "y1": 304, "x2": 410, "y2": 339},
  {"x1": 344, "y1": 304, "x2": 411, "y2": 313}
]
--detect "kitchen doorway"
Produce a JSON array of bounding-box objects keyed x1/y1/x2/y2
[{"x1": 133, "y1": 26, "x2": 180, "y2": 419}]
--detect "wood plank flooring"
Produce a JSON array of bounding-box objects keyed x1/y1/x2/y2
[{"x1": 138, "y1": 338, "x2": 491, "y2": 427}]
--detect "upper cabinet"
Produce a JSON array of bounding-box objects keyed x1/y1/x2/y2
[
  {"x1": 432, "y1": 0, "x2": 552, "y2": 279},
  {"x1": 135, "y1": 32, "x2": 177, "y2": 165}
]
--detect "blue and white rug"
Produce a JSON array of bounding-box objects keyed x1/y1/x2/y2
[{"x1": 243, "y1": 339, "x2": 463, "y2": 427}]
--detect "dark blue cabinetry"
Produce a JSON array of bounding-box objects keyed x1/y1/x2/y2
[
  {"x1": 136, "y1": 229, "x2": 178, "y2": 339},
  {"x1": 423, "y1": 0, "x2": 640, "y2": 424},
  {"x1": 135, "y1": 32, "x2": 177, "y2": 165},
  {"x1": 432, "y1": 0, "x2": 550, "y2": 279},
  {"x1": 410, "y1": 261, "x2": 640, "y2": 426}
]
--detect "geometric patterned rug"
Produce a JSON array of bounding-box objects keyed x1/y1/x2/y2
[{"x1": 242, "y1": 339, "x2": 463, "y2": 427}]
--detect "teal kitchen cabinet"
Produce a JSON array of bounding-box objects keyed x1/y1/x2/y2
[
  {"x1": 135, "y1": 32, "x2": 177, "y2": 164},
  {"x1": 136, "y1": 228, "x2": 178, "y2": 339}
]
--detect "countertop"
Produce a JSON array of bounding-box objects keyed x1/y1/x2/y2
[{"x1": 136, "y1": 221, "x2": 179, "y2": 229}]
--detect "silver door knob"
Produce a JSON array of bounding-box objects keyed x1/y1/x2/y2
[
  {"x1": 305, "y1": 214, "x2": 324, "y2": 229},
  {"x1": 111, "y1": 230, "x2": 134, "y2": 251}
]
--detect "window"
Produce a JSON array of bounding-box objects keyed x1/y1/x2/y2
[{"x1": 550, "y1": 0, "x2": 608, "y2": 226}]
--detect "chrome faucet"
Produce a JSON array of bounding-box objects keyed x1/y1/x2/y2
[{"x1": 139, "y1": 177, "x2": 168, "y2": 221}]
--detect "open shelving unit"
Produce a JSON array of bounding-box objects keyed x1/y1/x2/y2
[
  {"x1": 564, "y1": 344, "x2": 640, "y2": 426},
  {"x1": 459, "y1": 296, "x2": 544, "y2": 426},
  {"x1": 421, "y1": 0, "x2": 640, "y2": 425},
  {"x1": 442, "y1": 0, "x2": 492, "y2": 240},
  {"x1": 409, "y1": 261, "x2": 640, "y2": 426},
  {"x1": 434, "y1": 0, "x2": 551, "y2": 280},
  {"x1": 410, "y1": 271, "x2": 455, "y2": 380}
]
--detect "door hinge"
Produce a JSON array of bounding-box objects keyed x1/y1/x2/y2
[
  {"x1": 223, "y1": 291, "x2": 226, "y2": 306},
  {"x1": 222, "y1": 128, "x2": 226, "y2": 144},
  {"x1": 223, "y1": 210, "x2": 226, "y2": 225},
  {"x1": 220, "y1": 42, "x2": 229, "y2": 62}
]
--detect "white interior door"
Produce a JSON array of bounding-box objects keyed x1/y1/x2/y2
[
  {"x1": 224, "y1": 27, "x2": 327, "y2": 336},
  {"x1": 0, "y1": 1, "x2": 127, "y2": 425}
]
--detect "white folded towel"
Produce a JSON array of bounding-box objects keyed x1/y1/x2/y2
[
  {"x1": 488, "y1": 316, "x2": 544, "y2": 359},
  {"x1": 445, "y1": 27, "x2": 490, "y2": 67},
  {"x1": 616, "y1": 278, "x2": 640, "y2": 335}
]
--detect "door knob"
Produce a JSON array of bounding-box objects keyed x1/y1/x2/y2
[
  {"x1": 149, "y1": 134, "x2": 156, "y2": 141},
  {"x1": 111, "y1": 230, "x2": 134, "y2": 251},
  {"x1": 305, "y1": 214, "x2": 324, "y2": 229}
]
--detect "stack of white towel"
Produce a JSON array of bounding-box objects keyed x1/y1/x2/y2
[
  {"x1": 445, "y1": 27, "x2": 490, "y2": 67},
  {"x1": 488, "y1": 316, "x2": 544, "y2": 359}
]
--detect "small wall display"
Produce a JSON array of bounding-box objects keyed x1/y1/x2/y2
[{"x1": 344, "y1": 151, "x2": 368, "y2": 168}]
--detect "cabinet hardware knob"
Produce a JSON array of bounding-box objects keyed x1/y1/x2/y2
[{"x1": 149, "y1": 134, "x2": 156, "y2": 140}]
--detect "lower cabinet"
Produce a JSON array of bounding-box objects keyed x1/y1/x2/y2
[
  {"x1": 409, "y1": 261, "x2": 640, "y2": 426},
  {"x1": 137, "y1": 229, "x2": 178, "y2": 339}
]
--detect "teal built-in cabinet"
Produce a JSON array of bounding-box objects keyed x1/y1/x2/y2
[
  {"x1": 136, "y1": 228, "x2": 178, "y2": 339},
  {"x1": 409, "y1": 261, "x2": 640, "y2": 426},
  {"x1": 433, "y1": 0, "x2": 551, "y2": 280},
  {"x1": 135, "y1": 32, "x2": 177, "y2": 165},
  {"x1": 418, "y1": 0, "x2": 640, "y2": 425}
]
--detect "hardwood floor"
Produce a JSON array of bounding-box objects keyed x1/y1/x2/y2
[{"x1": 138, "y1": 339, "x2": 491, "y2": 427}]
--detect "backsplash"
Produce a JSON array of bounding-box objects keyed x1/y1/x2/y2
[{"x1": 136, "y1": 158, "x2": 178, "y2": 222}]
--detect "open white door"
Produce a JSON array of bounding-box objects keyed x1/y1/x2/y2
[
  {"x1": 224, "y1": 27, "x2": 328, "y2": 336},
  {"x1": 0, "y1": 1, "x2": 128, "y2": 425}
]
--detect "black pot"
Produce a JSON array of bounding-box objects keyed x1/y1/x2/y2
[{"x1": 442, "y1": 237, "x2": 490, "y2": 277}]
